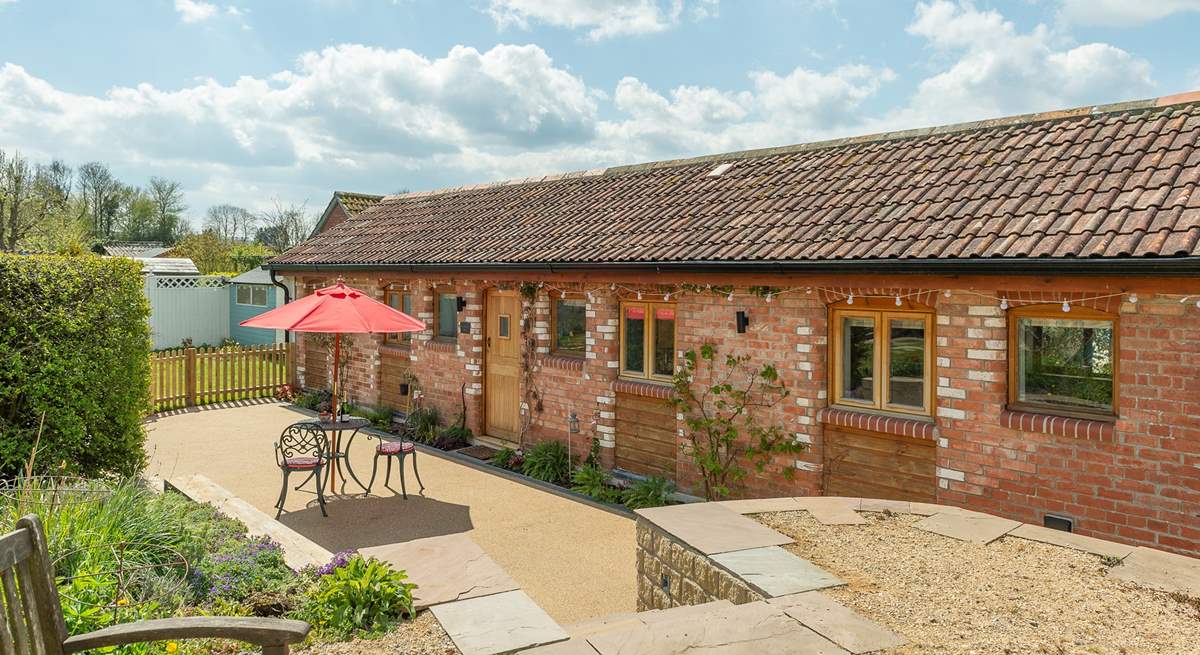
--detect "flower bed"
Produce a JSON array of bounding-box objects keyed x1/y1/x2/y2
[{"x1": 0, "y1": 478, "x2": 434, "y2": 654}]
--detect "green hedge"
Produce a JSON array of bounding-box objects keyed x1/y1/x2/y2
[{"x1": 0, "y1": 254, "x2": 151, "y2": 477}]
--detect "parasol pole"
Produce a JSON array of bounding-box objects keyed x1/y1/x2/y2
[{"x1": 331, "y1": 332, "x2": 341, "y2": 490}]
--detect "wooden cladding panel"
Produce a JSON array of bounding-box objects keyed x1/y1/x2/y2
[
  {"x1": 304, "y1": 341, "x2": 328, "y2": 391},
  {"x1": 379, "y1": 350, "x2": 413, "y2": 412},
  {"x1": 822, "y1": 425, "x2": 936, "y2": 503},
  {"x1": 615, "y1": 392, "x2": 677, "y2": 479}
]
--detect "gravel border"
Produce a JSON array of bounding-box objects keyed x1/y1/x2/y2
[
  {"x1": 296, "y1": 611, "x2": 459, "y2": 655},
  {"x1": 756, "y1": 510, "x2": 1200, "y2": 655}
]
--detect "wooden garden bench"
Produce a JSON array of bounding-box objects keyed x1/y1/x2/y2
[{"x1": 0, "y1": 514, "x2": 311, "y2": 654}]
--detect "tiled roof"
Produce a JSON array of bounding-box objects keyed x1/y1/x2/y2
[
  {"x1": 127, "y1": 257, "x2": 200, "y2": 275},
  {"x1": 336, "y1": 191, "x2": 384, "y2": 217},
  {"x1": 273, "y1": 93, "x2": 1200, "y2": 269},
  {"x1": 101, "y1": 242, "x2": 169, "y2": 258}
]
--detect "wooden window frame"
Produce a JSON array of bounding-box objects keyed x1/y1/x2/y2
[
  {"x1": 619, "y1": 301, "x2": 676, "y2": 382},
  {"x1": 433, "y1": 292, "x2": 458, "y2": 342},
  {"x1": 383, "y1": 290, "x2": 413, "y2": 345},
  {"x1": 1007, "y1": 304, "x2": 1118, "y2": 421},
  {"x1": 829, "y1": 298, "x2": 934, "y2": 417},
  {"x1": 550, "y1": 298, "x2": 586, "y2": 358}
]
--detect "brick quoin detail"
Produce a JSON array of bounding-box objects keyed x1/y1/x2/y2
[{"x1": 288, "y1": 276, "x2": 1200, "y2": 556}]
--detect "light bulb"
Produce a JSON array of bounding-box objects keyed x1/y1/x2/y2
[
  {"x1": 1000, "y1": 298, "x2": 1009, "y2": 310},
  {"x1": 587, "y1": 292, "x2": 594, "y2": 302},
  {"x1": 664, "y1": 292, "x2": 671, "y2": 301},
  {"x1": 1129, "y1": 293, "x2": 1138, "y2": 304},
  {"x1": 895, "y1": 296, "x2": 902, "y2": 306},
  {"x1": 806, "y1": 287, "x2": 812, "y2": 294},
  {"x1": 610, "y1": 283, "x2": 616, "y2": 291},
  {"x1": 847, "y1": 294, "x2": 854, "y2": 305},
  {"x1": 727, "y1": 292, "x2": 734, "y2": 302},
  {"x1": 943, "y1": 289, "x2": 952, "y2": 298},
  {"x1": 636, "y1": 291, "x2": 642, "y2": 300},
  {"x1": 1062, "y1": 301, "x2": 1071, "y2": 312},
  {"x1": 1195, "y1": 299, "x2": 1200, "y2": 309}
]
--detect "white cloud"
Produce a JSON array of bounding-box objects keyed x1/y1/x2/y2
[
  {"x1": 486, "y1": 0, "x2": 718, "y2": 40},
  {"x1": 1057, "y1": 0, "x2": 1200, "y2": 26},
  {"x1": 174, "y1": 0, "x2": 218, "y2": 23},
  {"x1": 890, "y1": 1, "x2": 1154, "y2": 127}
]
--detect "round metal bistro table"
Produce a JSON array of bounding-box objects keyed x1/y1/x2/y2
[{"x1": 312, "y1": 416, "x2": 371, "y2": 496}]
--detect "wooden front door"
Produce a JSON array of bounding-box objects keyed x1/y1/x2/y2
[{"x1": 484, "y1": 290, "x2": 520, "y2": 440}]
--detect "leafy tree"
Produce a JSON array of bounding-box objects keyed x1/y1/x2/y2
[
  {"x1": 170, "y1": 230, "x2": 229, "y2": 274},
  {"x1": 671, "y1": 343, "x2": 807, "y2": 500},
  {"x1": 76, "y1": 162, "x2": 124, "y2": 240},
  {"x1": 0, "y1": 150, "x2": 35, "y2": 251},
  {"x1": 147, "y1": 177, "x2": 188, "y2": 244},
  {"x1": 115, "y1": 189, "x2": 158, "y2": 242},
  {"x1": 204, "y1": 204, "x2": 256, "y2": 243}
]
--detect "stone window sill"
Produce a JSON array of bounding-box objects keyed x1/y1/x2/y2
[
  {"x1": 818, "y1": 406, "x2": 936, "y2": 440},
  {"x1": 543, "y1": 354, "x2": 584, "y2": 371},
  {"x1": 424, "y1": 340, "x2": 457, "y2": 353},
  {"x1": 1000, "y1": 408, "x2": 1114, "y2": 441},
  {"x1": 379, "y1": 343, "x2": 411, "y2": 357},
  {"x1": 614, "y1": 378, "x2": 674, "y2": 400}
]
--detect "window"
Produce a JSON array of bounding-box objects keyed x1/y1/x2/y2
[
  {"x1": 384, "y1": 290, "x2": 413, "y2": 344},
  {"x1": 552, "y1": 299, "x2": 586, "y2": 356},
  {"x1": 830, "y1": 301, "x2": 933, "y2": 416},
  {"x1": 1009, "y1": 305, "x2": 1116, "y2": 419},
  {"x1": 620, "y1": 302, "x2": 675, "y2": 381},
  {"x1": 435, "y1": 293, "x2": 458, "y2": 341},
  {"x1": 236, "y1": 284, "x2": 268, "y2": 307}
]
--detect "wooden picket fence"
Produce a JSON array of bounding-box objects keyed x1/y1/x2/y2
[{"x1": 150, "y1": 343, "x2": 295, "y2": 412}]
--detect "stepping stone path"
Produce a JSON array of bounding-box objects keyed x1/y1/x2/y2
[
  {"x1": 360, "y1": 533, "x2": 520, "y2": 609},
  {"x1": 431, "y1": 590, "x2": 569, "y2": 655},
  {"x1": 1109, "y1": 546, "x2": 1200, "y2": 596},
  {"x1": 797, "y1": 497, "x2": 868, "y2": 525},
  {"x1": 913, "y1": 511, "x2": 1021, "y2": 544},
  {"x1": 712, "y1": 546, "x2": 844, "y2": 596},
  {"x1": 1009, "y1": 523, "x2": 1135, "y2": 560}
]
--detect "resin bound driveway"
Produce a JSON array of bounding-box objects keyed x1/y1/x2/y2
[{"x1": 144, "y1": 402, "x2": 635, "y2": 624}]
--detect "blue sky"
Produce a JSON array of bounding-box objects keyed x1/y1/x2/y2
[{"x1": 1, "y1": 0, "x2": 1198, "y2": 224}]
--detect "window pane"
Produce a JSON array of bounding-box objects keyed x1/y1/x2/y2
[
  {"x1": 498, "y1": 314, "x2": 510, "y2": 338},
  {"x1": 438, "y1": 294, "x2": 458, "y2": 338},
  {"x1": 555, "y1": 299, "x2": 586, "y2": 354},
  {"x1": 236, "y1": 286, "x2": 250, "y2": 304},
  {"x1": 841, "y1": 316, "x2": 875, "y2": 402},
  {"x1": 252, "y1": 286, "x2": 267, "y2": 306},
  {"x1": 623, "y1": 305, "x2": 645, "y2": 374},
  {"x1": 1017, "y1": 317, "x2": 1114, "y2": 412},
  {"x1": 888, "y1": 318, "x2": 925, "y2": 408},
  {"x1": 401, "y1": 294, "x2": 412, "y2": 341},
  {"x1": 653, "y1": 306, "x2": 675, "y2": 376}
]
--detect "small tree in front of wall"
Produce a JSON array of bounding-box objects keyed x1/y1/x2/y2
[{"x1": 671, "y1": 343, "x2": 807, "y2": 500}]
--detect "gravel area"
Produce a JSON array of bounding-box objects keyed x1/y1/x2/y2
[
  {"x1": 757, "y1": 510, "x2": 1200, "y2": 655},
  {"x1": 297, "y1": 611, "x2": 459, "y2": 655}
]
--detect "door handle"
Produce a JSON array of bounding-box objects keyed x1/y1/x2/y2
[{"x1": 487, "y1": 337, "x2": 491, "y2": 348}]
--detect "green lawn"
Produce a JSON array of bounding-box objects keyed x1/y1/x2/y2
[{"x1": 150, "y1": 345, "x2": 290, "y2": 410}]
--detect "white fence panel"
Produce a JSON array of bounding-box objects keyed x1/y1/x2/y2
[{"x1": 144, "y1": 275, "x2": 230, "y2": 349}]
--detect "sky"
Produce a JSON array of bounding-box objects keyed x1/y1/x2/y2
[{"x1": 1, "y1": 0, "x2": 1199, "y2": 225}]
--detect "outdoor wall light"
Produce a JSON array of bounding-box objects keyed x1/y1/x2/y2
[
  {"x1": 459, "y1": 321, "x2": 471, "y2": 334},
  {"x1": 735, "y1": 310, "x2": 750, "y2": 333},
  {"x1": 456, "y1": 296, "x2": 467, "y2": 312},
  {"x1": 568, "y1": 412, "x2": 580, "y2": 434}
]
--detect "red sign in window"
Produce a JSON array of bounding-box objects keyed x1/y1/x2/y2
[
  {"x1": 626, "y1": 307, "x2": 645, "y2": 320},
  {"x1": 655, "y1": 308, "x2": 675, "y2": 321}
]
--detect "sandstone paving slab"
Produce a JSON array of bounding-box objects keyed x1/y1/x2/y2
[
  {"x1": 914, "y1": 512, "x2": 1020, "y2": 545},
  {"x1": 585, "y1": 600, "x2": 849, "y2": 655},
  {"x1": 639, "y1": 600, "x2": 734, "y2": 625},
  {"x1": 770, "y1": 592, "x2": 907, "y2": 654},
  {"x1": 635, "y1": 503, "x2": 793, "y2": 554},
  {"x1": 909, "y1": 502, "x2": 984, "y2": 517},
  {"x1": 521, "y1": 638, "x2": 600, "y2": 654},
  {"x1": 711, "y1": 546, "x2": 844, "y2": 596},
  {"x1": 858, "y1": 499, "x2": 912, "y2": 514},
  {"x1": 431, "y1": 590, "x2": 568, "y2": 655},
  {"x1": 1109, "y1": 546, "x2": 1200, "y2": 597},
  {"x1": 564, "y1": 612, "x2": 645, "y2": 639},
  {"x1": 715, "y1": 497, "x2": 805, "y2": 514},
  {"x1": 360, "y1": 533, "x2": 519, "y2": 609},
  {"x1": 796, "y1": 497, "x2": 867, "y2": 525},
  {"x1": 1008, "y1": 524, "x2": 1135, "y2": 560}
]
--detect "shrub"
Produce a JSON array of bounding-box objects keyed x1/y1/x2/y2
[
  {"x1": 348, "y1": 404, "x2": 393, "y2": 432},
  {"x1": 571, "y1": 465, "x2": 622, "y2": 504},
  {"x1": 432, "y1": 424, "x2": 472, "y2": 450},
  {"x1": 622, "y1": 476, "x2": 676, "y2": 509},
  {"x1": 0, "y1": 254, "x2": 151, "y2": 477},
  {"x1": 491, "y1": 447, "x2": 523, "y2": 471},
  {"x1": 294, "y1": 389, "x2": 331, "y2": 412},
  {"x1": 522, "y1": 440, "x2": 571, "y2": 485},
  {"x1": 407, "y1": 406, "x2": 441, "y2": 444},
  {"x1": 193, "y1": 536, "x2": 297, "y2": 609},
  {"x1": 300, "y1": 555, "x2": 416, "y2": 638}
]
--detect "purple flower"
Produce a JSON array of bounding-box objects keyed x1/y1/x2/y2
[{"x1": 316, "y1": 550, "x2": 356, "y2": 576}]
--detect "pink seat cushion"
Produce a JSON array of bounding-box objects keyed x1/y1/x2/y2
[
  {"x1": 284, "y1": 456, "x2": 321, "y2": 469},
  {"x1": 377, "y1": 441, "x2": 415, "y2": 455}
]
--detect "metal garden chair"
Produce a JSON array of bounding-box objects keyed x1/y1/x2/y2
[
  {"x1": 273, "y1": 422, "x2": 328, "y2": 519},
  {"x1": 0, "y1": 514, "x2": 310, "y2": 655},
  {"x1": 365, "y1": 435, "x2": 424, "y2": 499}
]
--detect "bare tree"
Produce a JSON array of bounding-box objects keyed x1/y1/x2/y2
[
  {"x1": 0, "y1": 150, "x2": 35, "y2": 251},
  {"x1": 147, "y1": 176, "x2": 188, "y2": 243},
  {"x1": 77, "y1": 162, "x2": 123, "y2": 239},
  {"x1": 204, "y1": 204, "x2": 256, "y2": 243},
  {"x1": 256, "y1": 200, "x2": 313, "y2": 252}
]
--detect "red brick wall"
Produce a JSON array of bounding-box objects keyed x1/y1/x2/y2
[
  {"x1": 289, "y1": 273, "x2": 1200, "y2": 554},
  {"x1": 318, "y1": 203, "x2": 351, "y2": 234}
]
